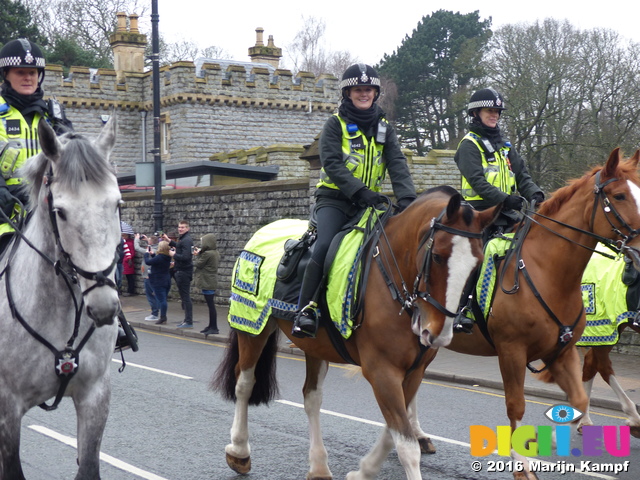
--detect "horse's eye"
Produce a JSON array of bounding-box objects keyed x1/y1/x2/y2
[
  {"x1": 432, "y1": 253, "x2": 443, "y2": 265},
  {"x1": 54, "y1": 208, "x2": 67, "y2": 221},
  {"x1": 613, "y1": 193, "x2": 625, "y2": 201}
]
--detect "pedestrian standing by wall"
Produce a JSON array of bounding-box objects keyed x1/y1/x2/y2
[
  {"x1": 162, "y1": 220, "x2": 193, "y2": 328},
  {"x1": 135, "y1": 233, "x2": 159, "y2": 320},
  {"x1": 144, "y1": 240, "x2": 173, "y2": 325},
  {"x1": 193, "y1": 233, "x2": 220, "y2": 335}
]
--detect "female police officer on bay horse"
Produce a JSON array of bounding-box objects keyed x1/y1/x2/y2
[{"x1": 292, "y1": 63, "x2": 417, "y2": 338}]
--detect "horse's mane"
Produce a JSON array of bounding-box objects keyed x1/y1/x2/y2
[
  {"x1": 538, "y1": 160, "x2": 640, "y2": 217},
  {"x1": 20, "y1": 132, "x2": 116, "y2": 202}
]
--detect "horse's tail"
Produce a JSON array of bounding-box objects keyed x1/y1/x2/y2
[{"x1": 210, "y1": 328, "x2": 280, "y2": 406}]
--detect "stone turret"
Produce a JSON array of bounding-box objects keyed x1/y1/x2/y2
[
  {"x1": 248, "y1": 27, "x2": 282, "y2": 68},
  {"x1": 110, "y1": 12, "x2": 147, "y2": 84}
]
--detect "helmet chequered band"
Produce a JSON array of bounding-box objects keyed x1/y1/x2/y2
[
  {"x1": 340, "y1": 76, "x2": 381, "y2": 90},
  {"x1": 0, "y1": 56, "x2": 46, "y2": 68},
  {"x1": 468, "y1": 99, "x2": 505, "y2": 110}
]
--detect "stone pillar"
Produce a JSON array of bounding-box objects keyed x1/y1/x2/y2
[
  {"x1": 110, "y1": 12, "x2": 148, "y2": 84},
  {"x1": 248, "y1": 27, "x2": 282, "y2": 68}
]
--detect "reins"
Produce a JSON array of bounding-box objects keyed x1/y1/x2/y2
[
  {"x1": 499, "y1": 170, "x2": 639, "y2": 373},
  {"x1": 0, "y1": 166, "x2": 119, "y2": 411}
]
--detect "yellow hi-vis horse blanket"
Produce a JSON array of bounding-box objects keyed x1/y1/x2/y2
[
  {"x1": 578, "y1": 244, "x2": 636, "y2": 346},
  {"x1": 228, "y1": 211, "x2": 378, "y2": 339}
]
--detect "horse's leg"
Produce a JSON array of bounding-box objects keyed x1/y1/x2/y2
[
  {"x1": 348, "y1": 365, "x2": 423, "y2": 480},
  {"x1": 407, "y1": 394, "x2": 436, "y2": 454},
  {"x1": 578, "y1": 348, "x2": 598, "y2": 432},
  {"x1": 302, "y1": 355, "x2": 332, "y2": 480},
  {"x1": 74, "y1": 375, "x2": 111, "y2": 480},
  {"x1": 0, "y1": 405, "x2": 26, "y2": 480},
  {"x1": 497, "y1": 349, "x2": 539, "y2": 480},
  {"x1": 546, "y1": 345, "x2": 589, "y2": 437},
  {"x1": 224, "y1": 328, "x2": 275, "y2": 474},
  {"x1": 587, "y1": 346, "x2": 640, "y2": 437}
]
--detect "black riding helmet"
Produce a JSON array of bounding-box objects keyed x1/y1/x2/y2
[
  {"x1": 467, "y1": 88, "x2": 506, "y2": 117},
  {"x1": 0, "y1": 38, "x2": 46, "y2": 85},
  {"x1": 340, "y1": 63, "x2": 381, "y2": 100}
]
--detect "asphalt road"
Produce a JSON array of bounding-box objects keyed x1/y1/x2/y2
[{"x1": 18, "y1": 328, "x2": 640, "y2": 479}]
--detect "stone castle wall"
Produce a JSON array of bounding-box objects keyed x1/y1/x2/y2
[{"x1": 41, "y1": 62, "x2": 340, "y2": 172}]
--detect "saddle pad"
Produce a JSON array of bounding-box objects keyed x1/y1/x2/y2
[
  {"x1": 227, "y1": 211, "x2": 377, "y2": 338},
  {"x1": 476, "y1": 234, "x2": 514, "y2": 319},
  {"x1": 578, "y1": 246, "x2": 633, "y2": 346},
  {"x1": 228, "y1": 219, "x2": 308, "y2": 335}
]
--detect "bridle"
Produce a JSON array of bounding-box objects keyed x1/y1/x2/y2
[
  {"x1": 501, "y1": 170, "x2": 640, "y2": 373},
  {"x1": 373, "y1": 204, "x2": 483, "y2": 321},
  {"x1": 410, "y1": 208, "x2": 483, "y2": 318},
  {"x1": 1, "y1": 166, "x2": 120, "y2": 410}
]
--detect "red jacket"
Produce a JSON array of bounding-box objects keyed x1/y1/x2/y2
[{"x1": 122, "y1": 237, "x2": 136, "y2": 275}]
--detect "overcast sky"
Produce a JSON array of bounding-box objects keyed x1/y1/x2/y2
[{"x1": 156, "y1": 1, "x2": 640, "y2": 68}]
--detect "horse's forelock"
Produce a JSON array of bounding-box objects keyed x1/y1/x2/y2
[{"x1": 43, "y1": 134, "x2": 115, "y2": 191}]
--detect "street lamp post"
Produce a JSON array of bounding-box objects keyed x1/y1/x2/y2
[{"x1": 151, "y1": 0, "x2": 163, "y2": 233}]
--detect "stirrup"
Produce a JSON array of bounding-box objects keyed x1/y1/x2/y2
[
  {"x1": 453, "y1": 311, "x2": 474, "y2": 334},
  {"x1": 292, "y1": 302, "x2": 318, "y2": 338}
]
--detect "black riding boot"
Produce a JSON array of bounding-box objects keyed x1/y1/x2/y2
[
  {"x1": 453, "y1": 273, "x2": 476, "y2": 334},
  {"x1": 292, "y1": 259, "x2": 323, "y2": 338}
]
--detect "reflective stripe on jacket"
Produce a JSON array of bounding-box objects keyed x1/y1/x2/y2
[
  {"x1": 459, "y1": 132, "x2": 516, "y2": 201},
  {"x1": 317, "y1": 114, "x2": 387, "y2": 192}
]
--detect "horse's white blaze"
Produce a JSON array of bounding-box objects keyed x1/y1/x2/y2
[
  {"x1": 427, "y1": 235, "x2": 476, "y2": 347},
  {"x1": 628, "y1": 180, "x2": 640, "y2": 216}
]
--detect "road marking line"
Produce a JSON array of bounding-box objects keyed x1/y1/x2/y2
[
  {"x1": 275, "y1": 400, "x2": 617, "y2": 479},
  {"x1": 111, "y1": 359, "x2": 193, "y2": 379},
  {"x1": 28, "y1": 425, "x2": 169, "y2": 480}
]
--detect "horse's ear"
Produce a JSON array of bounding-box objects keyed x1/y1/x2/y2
[
  {"x1": 629, "y1": 149, "x2": 640, "y2": 169},
  {"x1": 445, "y1": 193, "x2": 462, "y2": 222},
  {"x1": 38, "y1": 119, "x2": 61, "y2": 162},
  {"x1": 95, "y1": 111, "x2": 117, "y2": 159},
  {"x1": 602, "y1": 147, "x2": 622, "y2": 178}
]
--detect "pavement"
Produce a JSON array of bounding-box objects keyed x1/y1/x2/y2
[{"x1": 120, "y1": 294, "x2": 640, "y2": 413}]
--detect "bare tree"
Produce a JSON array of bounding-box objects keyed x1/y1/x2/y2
[
  {"x1": 485, "y1": 19, "x2": 640, "y2": 190},
  {"x1": 287, "y1": 15, "x2": 358, "y2": 78}
]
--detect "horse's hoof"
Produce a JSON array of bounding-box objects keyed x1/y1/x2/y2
[
  {"x1": 630, "y1": 426, "x2": 640, "y2": 438},
  {"x1": 513, "y1": 471, "x2": 539, "y2": 480},
  {"x1": 226, "y1": 453, "x2": 251, "y2": 474},
  {"x1": 419, "y1": 436, "x2": 436, "y2": 454},
  {"x1": 306, "y1": 475, "x2": 333, "y2": 480}
]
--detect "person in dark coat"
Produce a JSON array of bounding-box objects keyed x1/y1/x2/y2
[
  {"x1": 162, "y1": 221, "x2": 194, "y2": 328},
  {"x1": 193, "y1": 233, "x2": 220, "y2": 335},
  {"x1": 292, "y1": 63, "x2": 417, "y2": 338},
  {"x1": 144, "y1": 240, "x2": 173, "y2": 325}
]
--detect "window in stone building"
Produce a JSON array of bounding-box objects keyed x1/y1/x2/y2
[{"x1": 160, "y1": 114, "x2": 170, "y2": 156}]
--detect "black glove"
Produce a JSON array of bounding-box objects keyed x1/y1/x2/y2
[
  {"x1": 0, "y1": 186, "x2": 15, "y2": 218},
  {"x1": 353, "y1": 188, "x2": 384, "y2": 208},
  {"x1": 503, "y1": 194, "x2": 524, "y2": 211},
  {"x1": 396, "y1": 197, "x2": 414, "y2": 212},
  {"x1": 530, "y1": 192, "x2": 545, "y2": 206}
]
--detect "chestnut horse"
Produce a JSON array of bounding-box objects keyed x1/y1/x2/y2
[
  {"x1": 579, "y1": 245, "x2": 640, "y2": 437},
  {"x1": 213, "y1": 187, "x2": 500, "y2": 480},
  {"x1": 423, "y1": 149, "x2": 640, "y2": 480}
]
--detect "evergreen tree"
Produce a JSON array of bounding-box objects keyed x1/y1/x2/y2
[
  {"x1": 377, "y1": 10, "x2": 491, "y2": 154},
  {"x1": 0, "y1": 0, "x2": 47, "y2": 47}
]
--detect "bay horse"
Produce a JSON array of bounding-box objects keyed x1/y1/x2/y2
[
  {"x1": 0, "y1": 117, "x2": 122, "y2": 479},
  {"x1": 213, "y1": 187, "x2": 501, "y2": 479},
  {"x1": 424, "y1": 148, "x2": 640, "y2": 479},
  {"x1": 579, "y1": 245, "x2": 640, "y2": 437}
]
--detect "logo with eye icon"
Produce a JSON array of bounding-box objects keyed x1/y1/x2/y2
[{"x1": 544, "y1": 404, "x2": 583, "y2": 424}]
